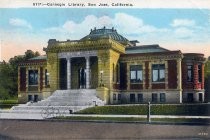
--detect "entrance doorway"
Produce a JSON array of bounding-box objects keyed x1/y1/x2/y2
[{"x1": 79, "y1": 68, "x2": 86, "y2": 89}]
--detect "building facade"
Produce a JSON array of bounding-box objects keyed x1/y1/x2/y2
[{"x1": 18, "y1": 27, "x2": 206, "y2": 104}]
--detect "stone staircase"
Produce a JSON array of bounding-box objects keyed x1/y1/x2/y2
[{"x1": 11, "y1": 89, "x2": 105, "y2": 114}]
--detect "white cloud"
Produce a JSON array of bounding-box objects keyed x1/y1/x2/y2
[
  {"x1": 174, "y1": 27, "x2": 193, "y2": 38},
  {"x1": 170, "y1": 19, "x2": 195, "y2": 27},
  {"x1": 9, "y1": 18, "x2": 32, "y2": 29},
  {"x1": 43, "y1": 13, "x2": 168, "y2": 40}
]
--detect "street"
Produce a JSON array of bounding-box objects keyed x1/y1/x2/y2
[{"x1": 0, "y1": 119, "x2": 209, "y2": 140}]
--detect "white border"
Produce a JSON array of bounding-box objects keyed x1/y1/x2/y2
[{"x1": 0, "y1": 0, "x2": 210, "y2": 8}]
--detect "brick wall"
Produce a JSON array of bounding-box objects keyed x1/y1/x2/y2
[
  {"x1": 168, "y1": 60, "x2": 178, "y2": 89},
  {"x1": 152, "y1": 83, "x2": 165, "y2": 89},
  {"x1": 145, "y1": 61, "x2": 149, "y2": 89},
  {"x1": 130, "y1": 84, "x2": 143, "y2": 90},
  {"x1": 20, "y1": 67, "x2": 26, "y2": 92}
]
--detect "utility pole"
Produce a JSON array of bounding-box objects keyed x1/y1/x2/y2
[{"x1": 147, "y1": 102, "x2": 151, "y2": 123}]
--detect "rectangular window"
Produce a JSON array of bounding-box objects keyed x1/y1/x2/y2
[
  {"x1": 130, "y1": 65, "x2": 143, "y2": 83},
  {"x1": 198, "y1": 65, "x2": 202, "y2": 83},
  {"x1": 160, "y1": 93, "x2": 166, "y2": 102},
  {"x1": 28, "y1": 95, "x2": 32, "y2": 101},
  {"x1": 118, "y1": 94, "x2": 121, "y2": 100},
  {"x1": 152, "y1": 93, "x2": 158, "y2": 103},
  {"x1": 199, "y1": 93, "x2": 203, "y2": 102},
  {"x1": 130, "y1": 94, "x2": 135, "y2": 103},
  {"x1": 45, "y1": 69, "x2": 49, "y2": 86},
  {"x1": 187, "y1": 65, "x2": 193, "y2": 82},
  {"x1": 113, "y1": 94, "x2": 116, "y2": 100},
  {"x1": 152, "y1": 64, "x2": 165, "y2": 82},
  {"x1": 187, "y1": 93, "x2": 194, "y2": 102},
  {"x1": 137, "y1": 94, "x2": 143, "y2": 102},
  {"x1": 28, "y1": 70, "x2": 38, "y2": 85}
]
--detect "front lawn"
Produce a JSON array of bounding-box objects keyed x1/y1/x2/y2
[{"x1": 76, "y1": 104, "x2": 210, "y2": 116}]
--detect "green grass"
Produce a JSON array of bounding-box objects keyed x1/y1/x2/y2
[
  {"x1": 56, "y1": 116, "x2": 146, "y2": 122},
  {"x1": 0, "y1": 99, "x2": 18, "y2": 109},
  {"x1": 0, "y1": 99, "x2": 18, "y2": 104},
  {"x1": 76, "y1": 104, "x2": 210, "y2": 116}
]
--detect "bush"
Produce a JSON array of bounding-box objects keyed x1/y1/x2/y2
[{"x1": 77, "y1": 104, "x2": 210, "y2": 116}]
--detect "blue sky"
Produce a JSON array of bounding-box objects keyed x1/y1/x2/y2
[{"x1": 0, "y1": 8, "x2": 210, "y2": 61}]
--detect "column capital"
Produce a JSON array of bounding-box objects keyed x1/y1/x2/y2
[
  {"x1": 85, "y1": 56, "x2": 90, "y2": 60},
  {"x1": 66, "y1": 57, "x2": 71, "y2": 61}
]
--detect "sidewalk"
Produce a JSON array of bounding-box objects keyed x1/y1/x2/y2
[{"x1": 1, "y1": 110, "x2": 210, "y2": 120}]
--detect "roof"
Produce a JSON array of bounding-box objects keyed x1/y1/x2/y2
[
  {"x1": 80, "y1": 27, "x2": 129, "y2": 45},
  {"x1": 28, "y1": 55, "x2": 47, "y2": 60},
  {"x1": 121, "y1": 50, "x2": 182, "y2": 58},
  {"x1": 19, "y1": 55, "x2": 47, "y2": 66},
  {"x1": 125, "y1": 44, "x2": 169, "y2": 54}
]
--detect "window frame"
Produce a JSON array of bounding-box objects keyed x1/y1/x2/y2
[
  {"x1": 118, "y1": 94, "x2": 121, "y2": 101},
  {"x1": 28, "y1": 70, "x2": 38, "y2": 86},
  {"x1": 130, "y1": 65, "x2": 143, "y2": 83},
  {"x1": 130, "y1": 94, "x2": 136, "y2": 103},
  {"x1": 187, "y1": 65, "x2": 193, "y2": 82},
  {"x1": 152, "y1": 93, "x2": 158, "y2": 103},
  {"x1": 160, "y1": 93, "x2": 166, "y2": 103},
  {"x1": 137, "y1": 94, "x2": 143, "y2": 103},
  {"x1": 152, "y1": 64, "x2": 165, "y2": 82}
]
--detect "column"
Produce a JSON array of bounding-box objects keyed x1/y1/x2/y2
[
  {"x1": 177, "y1": 59, "x2": 182, "y2": 103},
  {"x1": 86, "y1": 56, "x2": 90, "y2": 89},
  {"x1": 67, "y1": 57, "x2": 71, "y2": 89},
  {"x1": 177, "y1": 59, "x2": 182, "y2": 90}
]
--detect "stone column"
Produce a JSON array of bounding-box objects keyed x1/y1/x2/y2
[
  {"x1": 177, "y1": 58, "x2": 182, "y2": 103},
  {"x1": 86, "y1": 56, "x2": 90, "y2": 89},
  {"x1": 67, "y1": 57, "x2": 71, "y2": 89}
]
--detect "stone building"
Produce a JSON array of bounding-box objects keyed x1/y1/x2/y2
[{"x1": 18, "y1": 27, "x2": 206, "y2": 104}]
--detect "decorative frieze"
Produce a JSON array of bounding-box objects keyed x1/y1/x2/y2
[{"x1": 58, "y1": 50, "x2": 97, "y2": 58}]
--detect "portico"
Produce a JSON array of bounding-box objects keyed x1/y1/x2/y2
[{"x1": 58, "y1": 50, "x2": 98, "y2": 90}]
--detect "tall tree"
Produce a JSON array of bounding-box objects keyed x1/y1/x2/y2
[{"x1": 0, "y1": 50, "x2": 40, "y2": 99}]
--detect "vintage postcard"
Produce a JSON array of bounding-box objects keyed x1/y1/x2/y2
[{"x1": 0, "y1": 0, "x2": 210, "y2": 139}]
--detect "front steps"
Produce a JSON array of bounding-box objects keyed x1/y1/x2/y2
[{"x1": 11, "y1": 89, "x2": 105, "y2": 114}]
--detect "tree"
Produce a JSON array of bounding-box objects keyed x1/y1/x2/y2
[
  {"x1": 0, "y1": 50, "x2": 40, "y2": 99},
  {"x1": 0, "y1": 61, "x2": 14, "y2": 99}
]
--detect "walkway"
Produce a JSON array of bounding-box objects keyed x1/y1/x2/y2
[{"x1": 1, "y1": 109, "x2": 210, "y2": 120}]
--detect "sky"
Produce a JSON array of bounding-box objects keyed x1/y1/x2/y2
[{"x1": 0, "y1": 8, "x2": 210, "y2": 61}]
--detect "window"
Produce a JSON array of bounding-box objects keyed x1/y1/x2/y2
[
  {"x1": 187, "y1": 93, "x2": 193, "y2": 102},
  {"x1": 28, "y1": 70, "x2": 38, "y2": 85},
  {"x1": 138, "y1": 94, "x2": 143, "y2": 102},
  {"x1": 152, "y1": 64, "x2": 165, "y2": 82},
  {"x1": 28, "y1": 95, "x2": 32, "y2": 101},
  {"x1": 130, "y1": 94, "x2": 135, "y2": 103},
  {"x1": 160, "y1": 93, "x2": 166, "y2": 102},
  {"x1": 34, "y1": 95, "x2": 38, "y2": 102},
  {"x1": 199, "y1": 93, "x2": 203, "y2": 102},
  {"x1": 45, "y1": 69, "x2": 49, "y2": 86},
  {"x1": 187, "y1": 65, "x2": 193, "y2": 82},
  {"x1": 130, "y1": 65, "x2": 143, "y2": 83},
  {"x1": 198, "y1": 65, "x2": 202, "y2": 83},
  {"x1": 113, "y1": 94, "x2": 116, "y2": 100},
  {"x1": 118, "y1": 94, "x2": 121, "y2": 100},
  {"x1": 152, "y1": 93, "x2": 158, "y2": 102}
]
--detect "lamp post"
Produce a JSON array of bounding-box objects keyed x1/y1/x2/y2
[
  {"x1": 100, "y1": 70, "x2": 104, "y2": 87},
  {"x1": 147, "y1": 101, "x2": 151, "y2": 123}
]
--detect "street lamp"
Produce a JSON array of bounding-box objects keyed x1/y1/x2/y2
[{"x1": 100, "y1": 70, "x2": 104, "y2": 87}]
